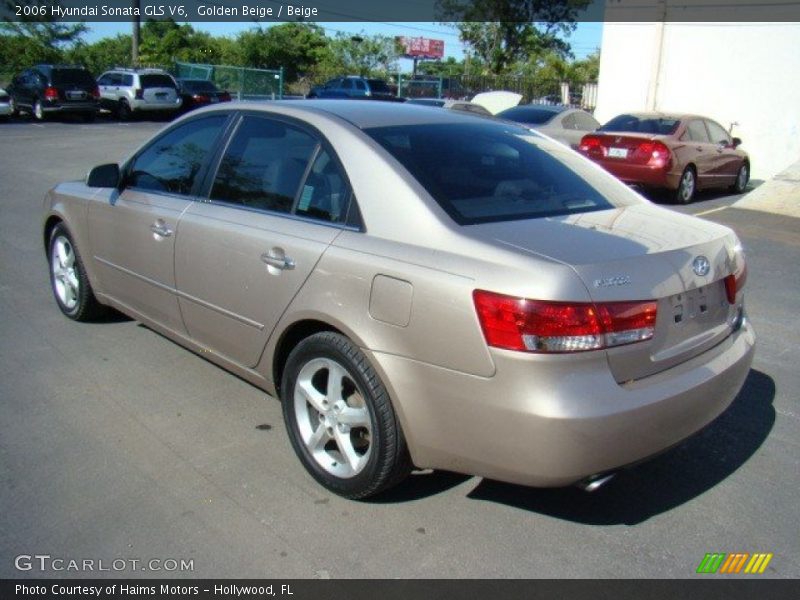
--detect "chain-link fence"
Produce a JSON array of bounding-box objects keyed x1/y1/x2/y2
[{"x1": 174, "y1": 62, "x2": 283, "y2": 101}]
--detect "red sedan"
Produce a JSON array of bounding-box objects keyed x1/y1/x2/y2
[{"x1": 578, "y1": 113, "x2": 750, "y2": 203}]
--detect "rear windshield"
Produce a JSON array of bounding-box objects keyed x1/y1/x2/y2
[
  {"x1": 52, "y1": 69, "x2": 95, "y2": 86},
  {"x1": 497, "y1": 106, "x2": 559, "y2": 125},
  {"x1": 367, "y1": 79, "x2": 391, "y2": 93},
  {"x1": 181, "y1": 80, "x2": 217, "y2": 92},
  {"x1": 365, "y1": 122, "x2": 618, "y2": 225},
  {"x1": 600, "y1": 114, "x2": 680, "y2": 135},
  {"x1": 140, "y1": 74, "x2": 176, "y2": 89},
  {"x1": 407, "y1": 99, "x2": 446, "y2": 107}
]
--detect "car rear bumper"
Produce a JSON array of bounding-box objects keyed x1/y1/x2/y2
[
  {"x1": 368, "y1": 319, "x2": 755, "y2": 487},
  {"x1": 131, "y1": 98, "x2": 182, "y2": 112},
  {"x1": 43, "y1": 101, "x2": 98, "y2": 114},
  {"x1": 591, "y1": 159, "x2": 682, "y2": 190}
]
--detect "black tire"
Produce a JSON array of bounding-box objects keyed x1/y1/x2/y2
[
  {"x1": 674, "y1": 166, "x2": 696, "y2": 204},
  {"x1": 48, "y1": 223, "x2": 105, "y2": 321},
  {"x1": 730, "y1": 163, "x2": 749, "y2": 194},
  {"x1": 33, "y1": 98, "x2": 47, "y2": 121},
  {"x1": 82, "y1": 111, "x2": 96, "y2": 123},
  {"x1": 281, "y1": 332, "x2": 412, "y2": 499},
  {"x1": 117, "y1": 99, "x2": 132, "y2": 121}
]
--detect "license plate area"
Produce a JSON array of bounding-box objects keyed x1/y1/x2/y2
[
  {"x1": 608, "y1": 147, "x2": 628, "y2": 158},
  {"x1": 66, "y1": 91, "x2": 85, "y2": 100}
]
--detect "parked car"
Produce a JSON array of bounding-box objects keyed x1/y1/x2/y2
[
  {"x1": 43, "y1": 101, "x2": 753, "y2": 499},
  {"x1": 579, "y1": 112, "x2": 750, "y2": 203},
  {"x1": 497, "y1": 104, "x2": 600, "y2": 149},
  {"x1": 405, "y1": 97, "x2": 492, "y2": 116},
  {"x1": 176, "y1": 78, "x2": 232, "y2": 112},
  {"x1": 308, "y1": 76, "x2": 398, "y2": 101},
  {"x1": 7, "y1": 65, "x2": 99, "y2": 122},
  {"x1": 0, "y1": 88, "x2": 12, "y2": 120},
  {"x1": 97, "y1": 68, "x2": 182, "y2": 120}
]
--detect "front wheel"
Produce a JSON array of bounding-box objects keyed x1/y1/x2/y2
[
  {"x1": 730, "y1": 163, "x2": 749, "y2": 194},
  {"x1": 48, "y1": 223, "x2": 105, "y2": 321},
  {"x1": 674, "y1": 167, "x2": 696, "y2": 204},
  {"x1": 281, "y1": 332, "x2": 411, "y2": 499},
  {"x1": 33, "y1": 99, "x2": 46, "y2": 121}
]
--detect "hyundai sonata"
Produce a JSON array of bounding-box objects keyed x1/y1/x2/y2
[{"x1": 43, "y1": 101, "x2": 754, "y2": 498}]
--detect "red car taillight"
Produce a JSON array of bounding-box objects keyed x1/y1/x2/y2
[
  {"x1": 193, "y1": 94, "x2": 210, "y2": 103},
  {"x1": 134, "y1": 88, "x2": 144, "y2": 99},
  {"x1": 724, "y1": 261, "x2": 747, "y2": 304},
  {"x1": 44, "y1": 86, "x2": 59, "y2": 100},
  {"x1": 91, "y1": 85, "x2": 100, "y2": 99},
  {"x1": 635, "y1": 140, "x2": 672, "y2": 168},
  {"x1": 220, "y1": 91, "x2": 231, "y2": 102},
  {"x1": 579, "y1": 134, "x2": 605, "y2": 157},
  {"x1": 473, "y1": 290, "x2": 657, "y2": 353}
]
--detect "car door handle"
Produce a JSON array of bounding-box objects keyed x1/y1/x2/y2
[
  {"x1": 150, "y1": 222, "x2": 173, "y2": 237},
  {"x1": 261, "y1": 251, "x2": 295, "y2": 271},
  {"x1": 695, "y1": 146, "x2": 704, "y2": 152}
]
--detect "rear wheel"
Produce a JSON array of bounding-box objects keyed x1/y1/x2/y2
[
  {"x1": 674, "y1": 167, "x2": 696, "y2": 204},
  {"x1": 33, "y1": 99, "x2": 46, "y2": 121},
  {"x1": 117, "y1": 99, "x2": 132, "y2": 121},
  {"x1": 82, "y1": 111, "x2": 96, "y2": 123},
  {"x1": 281, "y1": 332, "x2": 411, "y2": 499},
  {"x1": 48, "y1": 223, "x2": 105, "y2": 321},
  {"x1": 730, "y1": 163, "x2": 749, "y2": 194}
]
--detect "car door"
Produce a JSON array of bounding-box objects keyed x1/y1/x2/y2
[
  {"x1": 87, "y1": 113, "x2": 230, "y2": 333},
  {"x1": 705, "y1": 119, "x2": 740, "y2": 184},
  {"x1": 684, "y1": 119, "x2": 714, "y2": 187},
  {"x1": 174, "y1": 114, "x2": 351, "y2": 368}
]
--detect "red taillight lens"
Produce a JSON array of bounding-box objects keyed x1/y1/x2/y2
[
  {"x1": 134, "y1": 88, "x2": 144, "y2": 99},
  {"x1": 220, "y1": 91, "x2": 231, "y2": 102},
  {"x1": 635, "y1": 140, "x2": 671, "y2": 168},
  {"x1": 193, "y1": 94, "x2": 210, "y2": 103},
  {"x1": 579, "y1": 134, "x2": 605, "y2": 156},
  {"x1": 91, "y1": 85, "x2": 100, "y2": 99},
  {"x1": 473, "y1": 290, "x2": 657, "y2": 353},
  {"x1": 724, "y1": 261, "x2": 747, "y2": 304},
  {"x1": 44, "y1": 86, "x2": 59, "y2": 100}
]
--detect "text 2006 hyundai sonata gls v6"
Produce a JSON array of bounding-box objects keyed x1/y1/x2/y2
[{"x1": 43, "y1": 101, "x2": 754, "y2": 498}]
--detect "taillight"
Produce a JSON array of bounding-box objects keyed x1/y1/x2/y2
[
  {"x1": 473, "y1": 290, "x2": 657, "y2": 353},
  {"x1": 44, "y1": 86, "x2": 59, "y2": 100},
  {"x1": 91, "y1": 85, "x2": 100, "y2": 99},
  {"x1": 134, "y1": 88, "x2": 144, "y2": 99},
  {"x1": 220, "y1": 91, "x2": 231, "y2": 102},
  {"x1": 724, "y1": 261, "x2": 747, "y2": 304},
  {"x1": 635, "y1": 140, "x2": 672, "y2": 168},
  {"x1": 193, "y1": 94, "x2": 210, "y2": 103},
  {"x1": 579, "y1": 134, "x2": 605, "y2": 156}
]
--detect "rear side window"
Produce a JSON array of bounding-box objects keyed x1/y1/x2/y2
[
  {"x1": 210, "y1": 116, "x2": 317, "y2": 213},
  {"x1": 366, "y1": 122, "x2": 617, "y2": 225},
  {"x1": 294, "y1": 149, "x2": 350, "y2": 223},
  {"x1": 367, "y1": 79, "x2": 391, "y2": 93},
  {"x1": 140, "y1": 74, "x2": 176, "y2": 89},
  {"x1": 600, "y1": 115, "x2": 680, "y2": 135},
  {"x1": 573, "y1": 112, "x2": 600, "y2": 131},
  {"x1": 52, "y1": 69, "x2": 95, "y2": 86},
  {"x1": 128, "y1": 115, "x2": 227, "y2": 195}
]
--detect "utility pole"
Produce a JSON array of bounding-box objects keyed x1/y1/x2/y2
[{"x1": 131, "y1": 0, "x2": 140, "y2": 67}]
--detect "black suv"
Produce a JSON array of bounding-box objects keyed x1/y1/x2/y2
[{"x1": 7, "y1": 65, "x2": 99, "y2": 122}]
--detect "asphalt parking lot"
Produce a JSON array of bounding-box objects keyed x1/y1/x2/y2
[{"x1": 1, "y1": 116, "x2": 798, "y2": 579}]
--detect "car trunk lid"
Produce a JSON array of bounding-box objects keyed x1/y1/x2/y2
[
  {"x1": 580, "y1": 132, "x2": 670, "y2": 164},
  {"x1": 470, "y1": 204, "x2": 742, "y2": 381}
]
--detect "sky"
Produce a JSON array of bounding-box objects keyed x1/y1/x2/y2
[{"x1": 82, "y1": 21, "x2": 604, "y2": 65}]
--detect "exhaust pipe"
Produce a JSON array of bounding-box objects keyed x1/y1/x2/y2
[{"x1": 576, "y1": 472, "x2": 616, "y2": 492}]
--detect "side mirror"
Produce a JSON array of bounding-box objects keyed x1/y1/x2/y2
[
  {"x1": 731, "y1": 137, "x2": 742, "y2": 148},
  {"x1": 87, "y1": 163, "x2": 121, "y2": 188}
]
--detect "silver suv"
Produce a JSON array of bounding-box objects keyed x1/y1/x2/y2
[{"x1": 97, "y1": 68, "x2": 182, "y2": 120}]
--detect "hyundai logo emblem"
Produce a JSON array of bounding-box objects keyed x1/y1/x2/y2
[{"x1": 693, "y1": 256, "x2": 711, "y2": 277}]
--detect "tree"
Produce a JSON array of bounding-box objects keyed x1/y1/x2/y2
[
  {"x1": 324, "y1": 33, "x2": 400, "y2": 77},
  {"x1": 234, "y1": 23, "x2": 331, "y2": 82},
  {"x1": 438, "y1": 0, "x2": 591, "y2": 74},
  {"x1": 65, "y1": 35, "x2": 133, "y2": 74}
]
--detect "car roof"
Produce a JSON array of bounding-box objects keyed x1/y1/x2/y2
[
  {"x1": 226, "y1": 99, "x2": 504, "y2": 130},
  {"x1": 617, "y1": 111, "x2": 702, "y2": 122}
]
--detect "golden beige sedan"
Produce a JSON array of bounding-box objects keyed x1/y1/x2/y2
[{"x1": 43, "y1": 101, "x2": 754, "y2": 499}]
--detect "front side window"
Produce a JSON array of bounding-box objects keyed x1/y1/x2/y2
[
  {"x1": 127, "y1": 115, "x2": 227, "y2": 195},
  {"x1": 705, "y1": 120, "x2": 731, "y2": 145},
  {"x1": 209, "y1": 116, "x2": 317, "y2": 213},
  {"x1": 366, "y1": 122, "x2": 623, "y2": 225}
]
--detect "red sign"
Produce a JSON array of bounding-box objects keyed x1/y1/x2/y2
[{"x1": 396, "y1": 37, "x2": 445, "y2": 59}]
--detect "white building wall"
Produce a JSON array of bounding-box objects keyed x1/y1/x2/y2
[{"x1": 595, "y1": 22, "x2": 800, "y2": 180}]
